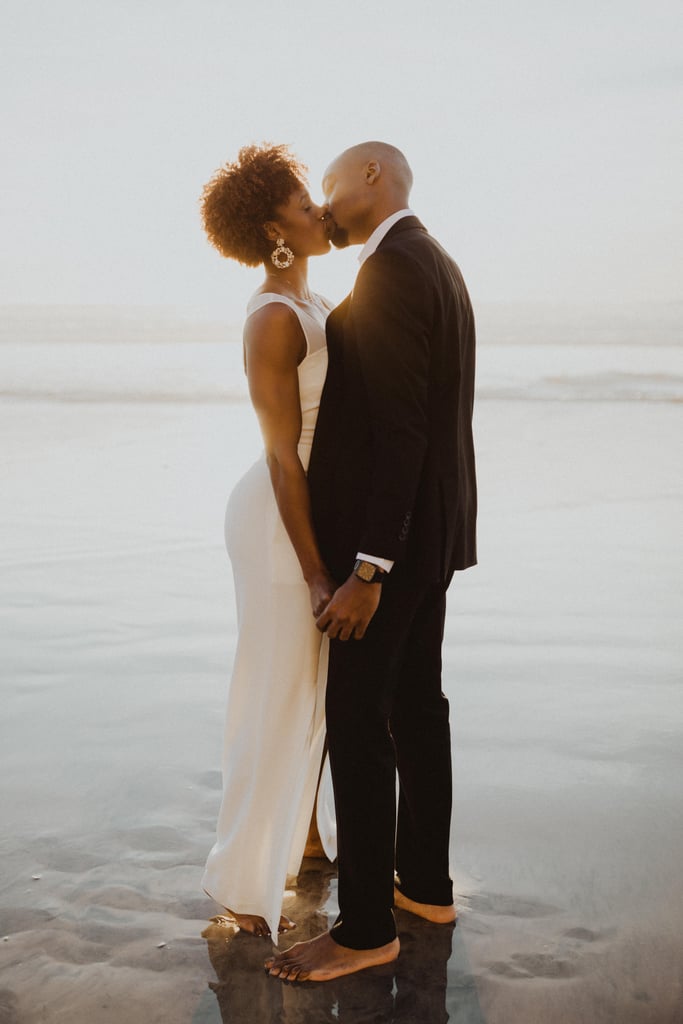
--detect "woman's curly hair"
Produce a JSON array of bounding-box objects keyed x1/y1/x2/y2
[{"x1": 200, "y1": 143, "x2": 308, "y2": 267}]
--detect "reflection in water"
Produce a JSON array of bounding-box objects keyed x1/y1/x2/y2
[{"x1": 201, "y1": 862, "x2": 486, "y2": 1023}]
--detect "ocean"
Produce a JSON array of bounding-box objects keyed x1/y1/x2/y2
[
  {"x1": 1, "y1": 302, "x2": 682, "y2": 1023},
  {"x1": 0, "y1": 302, "x2": 681, "y2": 404}
]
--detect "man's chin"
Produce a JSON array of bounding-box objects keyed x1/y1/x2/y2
[{"x1": 330, "y1": 226, "x2": 350, "y2": 249}]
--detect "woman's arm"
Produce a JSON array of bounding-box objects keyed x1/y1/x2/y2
[{"x1": 243, "y1": 302, "x2": 334, "y2": 616}]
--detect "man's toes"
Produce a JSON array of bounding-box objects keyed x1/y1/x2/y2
[
  {"x1": 283, "y1": 961, "x2": 305, "y2": 982},
  {"x1": 267, "y1": 960, "x2": 287, "y2": 976}
]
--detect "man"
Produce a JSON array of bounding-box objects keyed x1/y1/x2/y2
[{"x1": 266, "y1": 142, "x2": 477, "y2": 982}]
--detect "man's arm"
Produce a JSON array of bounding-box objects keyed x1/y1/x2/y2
[
  {"x1": 317, "y1": 249, "x2": 430, "y2": 640},
  {"x1": 351, "y1": 249, "x2": 430, "y2": 558}
]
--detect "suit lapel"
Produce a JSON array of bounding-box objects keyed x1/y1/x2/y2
[
  {"x1": 326, "y1": 293, "x2": 351, "y2": 346},
  {"x1": 327, "y1": 218, "x2": 427, "y2": 357}
]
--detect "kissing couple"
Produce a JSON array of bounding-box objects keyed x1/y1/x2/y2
[{"x1": 200, "y1": 140, "x2": 477, "y2": 982}]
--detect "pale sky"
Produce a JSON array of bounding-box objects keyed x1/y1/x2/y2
[{"x1": 2, "y1": 0, "x2": 681, "y2": 319}]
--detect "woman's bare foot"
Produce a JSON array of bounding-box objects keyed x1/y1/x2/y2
[
  {"x1": 393, "y1": 886, "x2": 456, "y2": 924},
  {"x1": 265, "y1": 930, "x2": 399, "y2": 982},
  {"x1": 212, "y1": 911, "x2": 296, "y2": 937}
]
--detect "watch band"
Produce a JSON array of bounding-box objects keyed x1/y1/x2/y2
[{"x1": 353, "y1": 559, "x2": 386, "y2": 584}]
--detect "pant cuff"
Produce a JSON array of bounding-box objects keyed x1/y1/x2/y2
[
  {"x1": 394, "y1": 875, "x2": 454, "y2": 907},
  {"x1": 329, "y1": 913, "x2": 397, "y2": 951}
]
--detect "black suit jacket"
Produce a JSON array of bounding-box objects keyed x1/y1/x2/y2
[{"x1": 308, "y1": 216, "x2": 477, "y2": 586}]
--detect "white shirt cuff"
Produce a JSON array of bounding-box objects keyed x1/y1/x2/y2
[{"x1": 356, "y1": 552, "x2": 394, "y2": 573}]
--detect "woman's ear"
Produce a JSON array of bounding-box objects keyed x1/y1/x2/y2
[{"x1": 263, "y1": 221, "x2": 281, "y2": 243}]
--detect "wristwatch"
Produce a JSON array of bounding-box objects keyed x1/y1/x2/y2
[{"x1": 353, "y1": 559, "x2": 386, "y2": 584}]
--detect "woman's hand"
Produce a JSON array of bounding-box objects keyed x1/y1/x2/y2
[{"x1": 307, "y1": 568, "x2": 337, "y2": 619}]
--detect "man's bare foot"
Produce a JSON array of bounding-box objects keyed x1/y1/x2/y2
[
  {"x1": 393, "y1": 886, "x2": 456, "y2": 924},
  {"x1": 265, "y1": 930, "x2": 399, "y2": 982},
  {"x1": 213, "y1": 911, "x2": 296, "y2": 937}
]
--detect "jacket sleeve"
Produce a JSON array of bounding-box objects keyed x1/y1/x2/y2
[{"x1": 350, "y1": 248, "x2": 431, "y2": 561}]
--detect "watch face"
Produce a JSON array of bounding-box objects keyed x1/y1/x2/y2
[{"x1": 356, "y1": 561, "x2": 376, "y2": 582}]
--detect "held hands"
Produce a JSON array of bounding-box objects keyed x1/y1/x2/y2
[
  {"x1": 315, "y1": 573, "x2": 382, "y2": 641},
  {"x1": 307, "y1": 569, "x2": 337, "y2": 619}
]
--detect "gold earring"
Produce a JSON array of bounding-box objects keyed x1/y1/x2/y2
[{"x1": 271, "y1": 237, "x2": 294, "y2": 270}]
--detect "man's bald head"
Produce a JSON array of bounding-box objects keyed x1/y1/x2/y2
[
  {"x1": 328, "y1": 142, "x2": 413, "y2": 194},
  {"x1": 322, "y1": 142, "x2": 414, "y2": 247}
]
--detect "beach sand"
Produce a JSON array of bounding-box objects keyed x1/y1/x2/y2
[{"x1": 1, "y1": 389, "x2": 681, "y2": 1023}]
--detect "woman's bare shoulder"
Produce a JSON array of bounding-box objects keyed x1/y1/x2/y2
[{"x1": 244, "y1": 300, "x2": 305, "y2": 365}]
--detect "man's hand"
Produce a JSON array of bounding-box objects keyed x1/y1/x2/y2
[{"x1": 315, "y1": 574, "x2": 382, "y2": 641}]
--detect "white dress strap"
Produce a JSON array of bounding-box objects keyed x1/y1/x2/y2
[{"x1": 246, "y1": 292, "x2": 329, "y2": 356}]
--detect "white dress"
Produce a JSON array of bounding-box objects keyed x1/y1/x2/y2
[{"x1": 202, "y1": 291, "x2": 337, "y2": 940}]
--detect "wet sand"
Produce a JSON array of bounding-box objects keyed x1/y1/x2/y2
[{"x1": 1, "y1": 395, "x2": 681, "y2": 1023}]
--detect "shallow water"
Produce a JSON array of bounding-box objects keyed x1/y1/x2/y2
[{"x1": 1, "y1": 380, "x2": 682, "y2": 1021}]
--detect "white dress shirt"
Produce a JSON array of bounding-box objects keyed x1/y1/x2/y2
[
  {"x1": 358, "y1": 208, "x2": 415, "y2": 267},
  {"x1": 355, "y1": 209, "x2": 415, "y2": 575}
]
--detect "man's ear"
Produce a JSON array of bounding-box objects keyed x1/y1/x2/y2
[{"x1": 365, "y1": 161, "x2": 380, "y2": 185}]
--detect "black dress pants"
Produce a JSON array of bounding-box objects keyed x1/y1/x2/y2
[{"x1": 326, "y1": 577, "x2": 453, "y2": 950}]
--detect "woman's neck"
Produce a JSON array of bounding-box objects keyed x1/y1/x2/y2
[{"x1": 262, "y1": 258, "x2": 311, "y2": 301}]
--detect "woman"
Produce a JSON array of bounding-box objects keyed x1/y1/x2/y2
[{"x1": 200, "y1": 143, "x2": 337, "y2": 940}]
